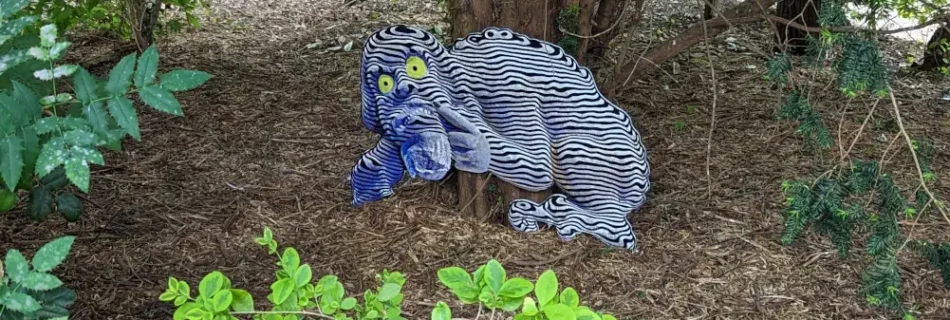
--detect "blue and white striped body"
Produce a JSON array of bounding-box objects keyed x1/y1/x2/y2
[{"x1": 351, "y1": 25, "x2": 651, "y2": 250}]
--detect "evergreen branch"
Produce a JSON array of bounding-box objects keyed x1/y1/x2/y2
[{"x1": 886, "y1": 85, "x2": 950, "y2": 228}]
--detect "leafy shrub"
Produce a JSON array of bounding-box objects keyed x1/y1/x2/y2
[
  {"x1": 22, "y1": 0, "x2": 209, "y2": 41},
  {"x1": 0, "y1": 0, "x2": 211, "y2": 221},
  {"x1": 434, "y1": 260, "x2": 617, "y2": 320},
  {"x1": 160, "y1": 227, "x2": 409, "y2": 320},
  {"x1": 0, "y1": 236, "x2": 77, "y2": 320},
  {"x1": 160, "y1": 228, "x2": 620, "y2": 320}
]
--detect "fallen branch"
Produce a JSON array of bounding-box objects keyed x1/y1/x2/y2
[
  {"x1": 611, "y1": 0, "x2": 949, "y2": 91},
  {"x1": 886, "y1": 84, "x2": 950, "y2": 228},
  {"x1": 611, "y1": 0, "x2": 778, "y2": 89}
]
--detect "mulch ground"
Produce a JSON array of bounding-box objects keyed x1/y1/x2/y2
[{"x1": 2, "y1": 0, "x2": 950, "y2": 319}]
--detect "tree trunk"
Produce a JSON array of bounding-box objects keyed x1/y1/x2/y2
[
  {"x1": 450, "y1": 0, "x2": 606, "y2": 221},
  {"x1": 448, "y1": 0, "x2": 562, "y2": 42},
  {"x1": 917, "y1": 22, "x2": 950, "y2": 72},
  {"x1": 704, "y1": 0, "x2": 722, "y2": 20},
  {"x1": 774, "y1": 0, "x2": 819, "y2": 55}
]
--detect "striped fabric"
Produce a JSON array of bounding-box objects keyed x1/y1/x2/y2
[{"x1": 351, "y1": 25, "x2": 651, "y2": 250}]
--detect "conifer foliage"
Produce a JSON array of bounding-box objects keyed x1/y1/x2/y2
[{"x1": 767, "y1": 0, "x2": 949, "y2": 318}]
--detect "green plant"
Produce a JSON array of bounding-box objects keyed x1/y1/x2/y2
[
  {"x1": 160, "y1": 227, "x2": 408, "y2": 320},
  {"x1": 434, "y1": 260, "x2": 617, "y2": 320},
  {"x1": 0, "y1": 235, "x2": 77, "y2": 320},
  {"x1": 0, "y1": 0, "x2": 211, "y2": 222},
  {"x1": 767, "y1": 1, "x2": 950, "y2": 318},
  {"x1": 22, "y1": 0, "x2": 209, "y2": 42}
]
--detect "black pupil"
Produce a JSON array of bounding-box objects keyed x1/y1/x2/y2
[{"x1": 412, "y1": 66, "x2": 417, "y2": 71}]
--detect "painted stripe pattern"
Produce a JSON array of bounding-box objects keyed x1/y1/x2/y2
[{"x1": 352, "y1": 25, "x2": 651, "y2": 250}]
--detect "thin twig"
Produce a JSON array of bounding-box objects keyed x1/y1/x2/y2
[
  {"x1": 700, "y1": 0, "x2": 718, "y2": 199},
  {"x1": 886, "y1": 85, "x2": 950, "y2": 227},
  {"x1": 841, "y1": 99, "x2": 880, "y2": 164}
]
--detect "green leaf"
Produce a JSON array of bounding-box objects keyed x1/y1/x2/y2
[
  {"x1": 32, "y1": 235, "x2": 74, "y2": 272},
  {"x1": 601, "y1": 314, "x2": 617, "y2": 320},
  {"x1": 139, "y1": 85, "x2": 183, "y2": 116},
  {"x1": 0, "y1": 93, "x2": 27, "y2": 126},
  {"x1": 280, "y1": 247, "x2": 300, "y2": 276},
  {"x1": 64, "y1": 153, "x2": 90, "y2": 192},
  {"x1": 159, "y1": 290, "x2": 178, "y2": 302},
  {"x1": 437, "y1": 267, "x2": 473, "y2": 290},
  {"x1": 20, "y1": 271, "x2": 63, "y2": 291},
  {"x1": 107, "y1": 96, "x2": 140, "y2": 140},
  {"x1": 3, "y1": 292, "x2": 41, "y2": 313},
  {"x1": 134, "y1": 45, "x2": 159, "y2": 88},
  {"x1": 498, "y1": 277, "x2": 533, "y2": 298},
  {"x1": 0, "y1": 0, "x2": 32, "y2": 21},
  {"x1": 427, "y1": 301, "x2": 450, "y2": 320},
  {"x1": 535, "y1": 270, "x2": 559, "y2": 306},
  {"x1": 56, "y1": 192, "x2": 82, "y2": 222},
  {"x1": 174, "y1": 295, "x2": 187, "y2": 307},
  {"x1": 543, "y1": 303, "x2": 576, "y2": 320},
  {"x1": 83, "y1": 101, "x2": 110, "y2": 138},
  {"x1": 11, "y1": 81, "x2": 41, "y2": 122},
  {"x1": 199, "y1": 271, "x2": 225, "y2": 298},
  {"x1": 62, "y1": 129, "x2": 98, "y2": 146},
  {"x1": 18, "y1": 126, "x2": 39, "y2": 181},
  {"x1": 174, "y1": 302, "x2": 200, "y2": 320},
  {"x1": 269, "y1": 278, "x2": 295, "y2": 305},
  {"x1": 340, "y1": 297, "x2": 357, "y2": 310},
  {"x1": 34, "y1": 137, "x2": 65, "y2": 177},
  {"x1": 229, "y1": 289, "x2": 254, "y2": 312},
  {"x1": 559, "y1": 287, "x2": 579, "y2": 308},
  {"x1": 4, "y1": 249, "x2": 29, "y2": 282},
  {"x1": 501, "y1": 296, "x2": 523, "y2": 312},
  {"x1": 32, "y1": 286, "x2": 76, "y2": 318},
  {"x1": 485, "y1": 259, "x2": 506, "y2": 294},
  {"x1": 28, "y1": 187, "x2": 52, "y2": 220},
  {"x1": 293, "y1": 264, "x2": 312, "y2": 288},
  {"x1": 0, "y1": 135, "x2": 23, "y2": 191},
  {"x1": 41, "y1": 167, "x2": 68, "y2": 190},
  {"x1": 575, "y1": 308, "x2": 600, "y2": 320},
  {"x1": 378, "y1": 282, "x2": 401, "y2": 302},
  {"x1": 73, "y1": 67, "x2": 97, "y2": 104},
  {"x1": 178, "y1": 281, "x2": 191, "y2": 297},
  {"x1": 160, "y1": 69, "x2": 212, "y2": 91},
  {"x1": 106, "y1": 52, "x2": 137, "y2": 95},
  {"x1": 211, "y1": 289, "x2": 233, "y2": 313},
  {"x1": 522, "y1": 297, "x2": 539, "y2": 316}
]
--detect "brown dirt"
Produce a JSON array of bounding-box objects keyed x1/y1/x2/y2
[{"x1": 2, "y1": 0, "x2": 950, "y2": 319}]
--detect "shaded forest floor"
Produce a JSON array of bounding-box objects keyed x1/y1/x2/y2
[{"x1": 2, "y1": 0, "x2": 950, "y2": 319}]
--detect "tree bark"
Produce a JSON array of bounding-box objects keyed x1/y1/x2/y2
[
  {"x1": 774, "y1": 0, "x2": 820, "y2": 55},
  {"x1": 609, "y1": 0, "x2": 779, "y2": 95},
  {"x1": 449, "y1": 0, "x2": 582, "y2": 220},
  {"x1": 704, "y1": 0, "x2": 722, "y2": 20},
  {"x1": 917, "y1": 21, "x2": 950, "y2": 71},
  {"x1": 448, "y1": 0, "x2": 562, "y2": 41}
]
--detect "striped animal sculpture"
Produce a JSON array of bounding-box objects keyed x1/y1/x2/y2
[{"x1": 350, "y1": 25, "x2": 651, "y2": 250}]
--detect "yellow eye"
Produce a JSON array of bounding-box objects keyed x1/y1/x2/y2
[
  {"x1": 377, "y1": 75, "x2": 394, "y2": 94},
  {"x1": 406, "y1": 56, "x2": 427, "y2": 79}
]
